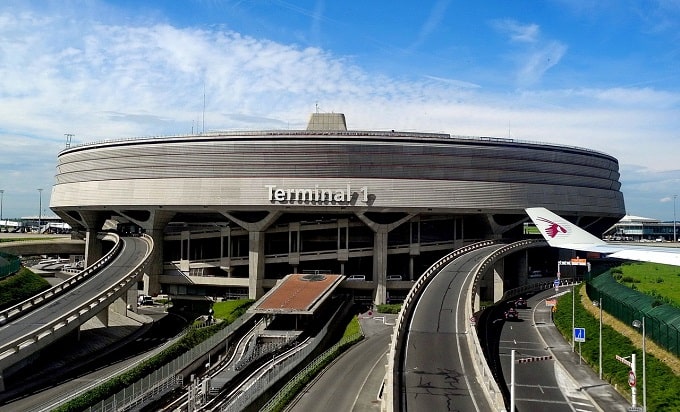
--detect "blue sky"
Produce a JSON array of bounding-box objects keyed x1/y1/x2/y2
[{"x1": 1, "y1": 0, "x2": 679, "y2": 221}]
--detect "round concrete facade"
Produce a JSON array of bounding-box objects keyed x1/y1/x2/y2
[{"x1": 50, "y1": 120, "x2": 625, "y2": 303}]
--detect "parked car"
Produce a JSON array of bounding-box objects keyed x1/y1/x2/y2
[
  {"x1": 514, "y1": 297, "x2": 527, "y2": 309},
  {"x1": 346, "y1": 274, "x2": 366, "y2": 281},
  {"x1": 529, "y1": 270, "x2": 543, "y2": 278},
  {"x1": 138, "y1": 295, "x2": 153, "y2": 306},
  {"x1": 504, "y1": 307, "x2": 519, "y2": 320},
  {"x1": 387, "y1": 275, "x2": 403, "y2": 281}
]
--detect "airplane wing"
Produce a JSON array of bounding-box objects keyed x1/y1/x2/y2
[{"x1": 525, "y1": 207, "x2": 680, "y2": 267}]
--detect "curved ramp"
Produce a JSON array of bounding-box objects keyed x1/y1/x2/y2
[{"x1": 0, "y1": 235, "x2": 153, "y2": 391}]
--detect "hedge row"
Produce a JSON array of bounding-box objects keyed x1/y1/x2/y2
[{"x1": 54, "y1": 299, "x2": 253, "y2": 412}]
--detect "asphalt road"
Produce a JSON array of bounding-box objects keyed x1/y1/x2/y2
[
  {"x1": 288, "y1": 313, "x2": 396, "y2": 412},
  {"x1": 498, "y1": 288, "x2": 629, "y2": 412},
  {"x1": 0, "y1": 236, "x2": 148, "y2": 350},
  {"x1": 0, "y1": 306, "x2": 184, "y2": 412},
  {"x1": 402, "y1": 245, "x2": 500, "y2": 412}
]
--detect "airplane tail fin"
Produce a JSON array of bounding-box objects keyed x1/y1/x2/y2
[{"x1": 525, "y1": 207, "x2": 606, "y2": 248}]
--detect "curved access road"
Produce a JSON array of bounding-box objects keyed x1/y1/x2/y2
[
  {"x1": 0, "y1": 235, "x2": 151, "y2": 389},
  {"x1": 402, "y1": 245, "x2": 500, "y2": 412}
]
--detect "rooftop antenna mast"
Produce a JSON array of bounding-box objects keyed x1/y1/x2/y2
[
  {"x1": 202, "y1": 82, "x2": 206, "y2": 134},
  {"x1": 64, "y1": 133, "x2": 74, "y2": 149}
]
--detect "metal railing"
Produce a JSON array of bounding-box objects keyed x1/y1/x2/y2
[
  {"x1": 86, "y1": 312, "x2": 256, "y2": 412},
  {"x1": 386, "y1": 240, "x2": 497, "y2": 412},
  {"x1": 0, "y1": 233, "x2": 122, "y2": 325},
  {"x1": 220, "y1": 304, "x2": 346, "y2": 411},
  {"x1": 259, "y1": 331, "x2": 364, "y2": 412}
]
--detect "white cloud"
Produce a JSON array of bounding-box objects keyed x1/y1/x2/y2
[
  {"x1": 0, "y1": 5, "x2": 679, "y2": 219},
  {"x1": 492, "y1": 19, "x2": 540, "y2": 43}
]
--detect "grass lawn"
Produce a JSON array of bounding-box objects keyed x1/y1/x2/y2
[
  {"x1": 554, "y1": 284, "x2": 680, "y2": 411},
  {"x1": 613, "y1": 262, "x2": 680, "y2": 306},
  {"x1": 212, "y1": 298, "x2": 254, "y2": 322}
]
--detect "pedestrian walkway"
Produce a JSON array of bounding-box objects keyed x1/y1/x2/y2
[
  {"x1": 534, "y1": 293, "x2": 632, "y2": 412},
  {"x1": 0, "y1": 310, "x2": 152, "y2": 403}
]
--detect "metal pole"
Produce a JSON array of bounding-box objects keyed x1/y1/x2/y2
[
  {"x1": 37, "y1": 188, "x2": 43, "y2": 232},
  {"x1": 511, "y1": 349, "x2": 516, "y2": 412},
  {"x1": 674, "y1": 194, "x2": 677, "y2": 242},
  {"x1": 572, "y1": 285, "x2": 575, "y2": 351},
  {"x1": 599, "y1": 297, "x2": 603, "y2": 380},
  {"x1": 642, "y1": 317, "x2": 647, "y2": 412},
  {"x1": 0, "y1": 189, "x2": 4, "y2": 221}
]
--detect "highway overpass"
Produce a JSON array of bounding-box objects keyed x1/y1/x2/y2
[{"x1": 0, "y1": 234, "x2": 152, "y2": 391}]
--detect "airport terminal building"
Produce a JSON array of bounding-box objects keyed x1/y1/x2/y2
[{"x1": 50, "y1": 113, "x2": 626, "y2": 304}]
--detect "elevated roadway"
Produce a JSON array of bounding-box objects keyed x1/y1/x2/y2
[
  {"x1": 0, "y1": 235, "x2": 152, "y2": 391},
  {"x1": 401, "y1": 245, "x2": 501, "y2": 411},
  {"x1": 0, "y1": 233, "x2": 84, "y2": 256}
]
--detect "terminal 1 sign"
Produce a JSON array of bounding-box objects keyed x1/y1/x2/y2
[{"x1": 266, "y1": 184, "x2": 371, "y2": 205}]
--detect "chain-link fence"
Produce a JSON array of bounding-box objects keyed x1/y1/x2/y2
[
  {"x1": 587, "y1": 272, "x2": 680, "y2": 357},
  {"x1": 0, "y1": 251, "x2": 20, "y2": 279}
]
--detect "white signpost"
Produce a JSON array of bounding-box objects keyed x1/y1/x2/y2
[{"x1": 616, "y1": 353, "x2": 638, "y2": 408}]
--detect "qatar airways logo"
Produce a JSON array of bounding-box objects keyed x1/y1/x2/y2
[{"x1": 537, "y1": 216, "x2": 567, "y2": 238}]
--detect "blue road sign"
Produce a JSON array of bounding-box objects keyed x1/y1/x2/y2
[
  {"x1": 553, "y1": 279, "x2": 560, "y2": 287},
  {"x1": 574, "y1": 327, "x2": 586, "y2": 342}
]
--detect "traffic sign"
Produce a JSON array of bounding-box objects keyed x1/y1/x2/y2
[
  {"x1": 574, "y1": 327, "x2": 586, "y2": 342},
  {"x1": 616, "y1": 354, "x2": 632, "y2": 367},
  {"x1": 628, "y1": 370, "x2": 636, "y2": 387}
]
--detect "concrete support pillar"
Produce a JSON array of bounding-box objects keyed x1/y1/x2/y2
[
  {"x1": 373, "y1": 230, "x2": 389, "y2": 305},
  {"x1": 85, "y1": 228, "x2": 103, "y2": 267},
  {"x1": 493, "y1": 260, "x2": 505, "y2": 302},
  {"x1": 110, "y1": 295, "x2": 129, "y2": 318},
  {"x1": 220, "y1": 210, "x2": 281, "y2": 300},
  {"x1": 249, "y1": 231, "x2": 265, "y2": 299},
  {"x1": 128, "y1": 210, "x2": 175, "y2": 297},
  {"x1": 145, "y1": 228, "x2": 166, "y2": 296},
  {"x1": 77, "y1": 211, "x2": 107, "y2": 267},
  {"x1": 356, "y1": 212, "x2": 415, "y2": 306},
  {"x1": 95, "y1": 306, "x2": 109, "y2": 326},
  {"x1": 520, "y1": 250, "x2": 529, "y2": 285}
]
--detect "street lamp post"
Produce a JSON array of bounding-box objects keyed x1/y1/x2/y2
[
  {"x1": 674, "y1": 194, "x2": 677, "y2": 243},
  {"x1": 593, "y1": 297, "x2": 603, "y2": 379},
  {"x1": 37, "y1": 188, "x2": 43, "y2": 233},
  {"x1": 633, "y1": 318, "x2": 647, "y2": 412},
  {"x1": 0, "y1": 189, "x2": 4, "y2": 222}
]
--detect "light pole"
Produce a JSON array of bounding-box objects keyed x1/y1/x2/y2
[
  {"x1": 572, "y1": 284, "x2": 575, "y2": 351},
  {"x1": 0, "y1": 189, "x2": 4, "y2": 222},
  {"x1": 633, "y1": 318, "x2": 646, "y2": 412},
  {"x1": 37, "y1": 188, "x2": 43, "y2": 233},
  {"x1": 674, "y1": 194, "x2": 677, "y2": 242},
  {"x1": 593, "y1": 297, "x2": 603, "y2": 379}
]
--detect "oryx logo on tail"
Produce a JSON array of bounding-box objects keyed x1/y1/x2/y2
[{"x1": 537, "y1": 216, "x2": 567, "y2": 238}]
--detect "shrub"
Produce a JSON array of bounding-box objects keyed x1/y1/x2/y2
[
  {"x1": 376, "y1": 303, "x2": 402, "y2": 314},
  {"x1": 0, "y1": 268, "x2": 51, "y2": 309}
]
